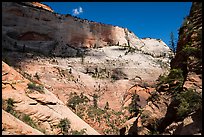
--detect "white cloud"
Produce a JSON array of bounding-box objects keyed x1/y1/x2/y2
[
  {"x1": 72, "y1": 6, "x2": 83, "y2": 16},
  {"x1": 79, "y1": 7, "x2": 83, "y2": 13}
]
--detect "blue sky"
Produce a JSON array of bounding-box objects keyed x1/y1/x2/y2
[{"x1": 42, "y1": 2, "x2": 192, "y2": 47}]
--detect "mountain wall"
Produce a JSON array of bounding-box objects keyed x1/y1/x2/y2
[{"x1": 2, "y1": 2, "x2": 173, "y2": 58}]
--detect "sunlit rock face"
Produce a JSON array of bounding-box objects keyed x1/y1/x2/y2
[
  {"x1": 2, "y1": 2, "x2": 172, "y2": 58},
  {"x1": 30, "y1": 2, "x2": 54, "y2": 12}
]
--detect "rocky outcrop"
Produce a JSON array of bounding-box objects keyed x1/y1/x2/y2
[
  {"x1": 171, "y1": 2, "x2": 202, "y2": 91},
  {"x1": 171, "y1": 2, "x2": 202, "y2": 73},
  {"x1": 141, "y1": 38, "x2": 173, "y2": 59}
]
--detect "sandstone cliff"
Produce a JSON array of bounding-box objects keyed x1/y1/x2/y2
[{"x1": 2, "y1": 2, "x2": 173, "y2": 58}]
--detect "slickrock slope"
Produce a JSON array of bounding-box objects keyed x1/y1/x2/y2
[
  {"x1": 121, "y1": 2, "x2": 202, "y2": 135},
  {"x1": 2, "y1": 110, "x2": 44, "y2": 135},
  {"x1": 2, "y1": 61, "x2": 100, "y2": 135}
]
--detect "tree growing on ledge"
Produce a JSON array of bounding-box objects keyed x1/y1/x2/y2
[{"x1": 169, "y1": 32, "x2": 177, "y2": 55}]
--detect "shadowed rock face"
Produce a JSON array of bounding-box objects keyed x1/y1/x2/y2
[
  {"x1": 122, "y1": 2, "x2": 202, "y2": 135},
  {"x1": 171, "y1": 2, "x2": 202, "y2": 77},
  {"x1": 171, "y1": 2, "x2": 202, "y2": 93}
]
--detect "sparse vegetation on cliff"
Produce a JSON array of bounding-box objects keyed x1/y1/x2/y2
[
  {"x1": 182, "y1": 44, "x2": 200, "y2": 56},
  {"x1": 22, "y1": 114, "x2": 38, "y2": 129},
  {"x1": 6, "y1": 98, "x2": 15, "y2": 114},
  {"x1": 156, "y1": 68, "x2": 184, "y2": 94},
  {"x1": 27, "y1": 82, "x2": 45, "y2": 93},
  {"x1": 66, "y1": 92, "x2": 129, "y2": 135},
  {"x1": 175, "y1": 88, "x2": 202, "y2": 119},
  {"x1": 67, "y1": 92, "x2": 90, "y2": 110}
]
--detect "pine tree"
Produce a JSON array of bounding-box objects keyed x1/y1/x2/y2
[
  {"x1": 129, "y1": 94, "x2": 140, "y2": 117},
  {"x1": 169, "y1": 32, "x2": 176, "y2": 54}
]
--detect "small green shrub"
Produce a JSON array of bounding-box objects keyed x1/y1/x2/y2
[
  {"x1": 124, "y1": 46, "x2": 136, "y2": 55},
  {"x1": 58, "y1": 118, "x2": 71, "y2": 135},
  {"x1": 140, "y1": 113, "x2": 150, "y2": 124},
  {"x1": 181, "y1": 16, "x2": 188, "y2": 27},
  {"x1": 147, "y1": 91, "x2": 159, "y2": 102},
  {"x1": 141, "y1": 82, "x2": 149, "y2": 88},
  {"x1": 157, "y1": 74, "x2": 168, "y2": 85},
  {"x1": 88, "y1": 106, "x2": 105, "y2": 117},
  {"x1": 157, "y1": 69, "x2": 184, "y2": 84},
  {"x1": 111, "y1": 68, "x2": 127, "y2": 81},
  {"x1": 182, "y1": 44, "x2": 199, "y2": 56},
  {"x1": 93, "y1": 94, "x2": 98, "y2": 108},
  {"x1": 157, "y1": 69, "x2": 184, "y2": 93},
  {"x1": 6, "y1": 98, "x2": 14, "y2": 113},
  {"x1": 34, "y1": 72, "x2": 40, "y2": 80},
  {"x1": 19, "y1": 71, "x2": 32, "y2": 82},
  {"x1": 70, "y1": 128, "x2": 87, "y2": 135},
  {"x1": 3, "y1": 57, "x2": 11, "y2": 66},
  {"x1": 81, "y1": 55, "x2": 85, "y2": 64},
  {"x1": 67, "y1": 92, "x2": 89, "y2": 110},
  {"x1": 22, "y1": 114, "x2": 37, "y2": 129},
  {"x1": 168, "y1": 69, "x2": 184, "y2": 83},
  {"x1": 148, "y1": 130, "x2": 159, "y2": 135},
  {"x1": 128, "y1": 94, "x2": 140, "y2": 116},
  {"x1": 27, "y1": 82, "x2": 44, "y2": 93}
]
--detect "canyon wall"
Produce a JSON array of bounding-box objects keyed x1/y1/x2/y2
[{"x1": 122, "y1": 2, "x2": 202, "y2": 135}]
